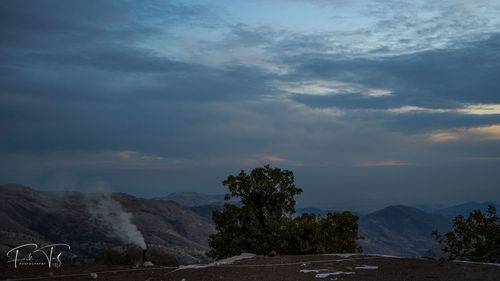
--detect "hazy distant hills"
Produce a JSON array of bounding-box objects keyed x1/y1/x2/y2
[
  {"x1": 157, "y1": 192, "x2": 240, "y2": 219},
  {"x1": 0, "y1": 184, "x2": 215, "y2": 264},
  {"x1": 2, "y1": 186, "x2": 497, "y2": 261},
  {"x1": 279, "y1": 205, "x2": 450, "y2": 257},
  {"x1": 358, "y1": 205, "x2": 451, "y2": 257},
  {"x1": 157, "y1": 192, "x2": 227, "y2": 207},
  {"x1": 165, "y1": 192, "x2": 498, "y2": 257},
  {"x1": 433, "y1": 201, "x2": 499, "y2": 219}
]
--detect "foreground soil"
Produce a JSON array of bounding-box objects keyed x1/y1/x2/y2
[{"x1": 2, "y1": 254, "x2": 500, "y2": 281}]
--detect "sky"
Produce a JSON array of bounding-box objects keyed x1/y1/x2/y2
[{"x1": 1, "y1": 0, "x2": 500, "y2": 212}]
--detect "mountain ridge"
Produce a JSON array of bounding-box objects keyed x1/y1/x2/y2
[
  {"x1": 0, "y1": 184, "x2": 215, "y2": 264},
  {"x1": 433, "y1": 201, "x2": 499, "y2": 219},
  {"x1": 2, "y1": 185, "x2": 496, "y2": 260},
  {"x1": 358, "y1": 205, "x2": 451, "y2": 257}
]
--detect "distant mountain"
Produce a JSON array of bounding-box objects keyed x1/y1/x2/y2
[
  {"x1": 6, "y1": 185, "x2": 489, "y2": 260},
  {"x1": 158, "y1": 192, "x2": 240, "y2": 220},
  {"x1": 358, "y1": 205, "x2": 452, "y2": 257},
  {"x1": 0, "y1": 184, "x2": 215, "y2": 264},
  {"x1": 433, "y1": 201, "x2": 499, "y2": 219},
  {"x1": 411, "y1": 203, "x2": 448, "y2": 213},
  {"x1": 188, "y1": 204, "x2": 224, "y2": 219},
  {"x1": 157, "y1": 192, "x2": 237, "y2": 207}
]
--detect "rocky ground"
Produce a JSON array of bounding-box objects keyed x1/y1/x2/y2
[{"x1": 2, "y1": 254, "x2": 500, "y2": 281}]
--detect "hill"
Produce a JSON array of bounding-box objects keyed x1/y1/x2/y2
[
  {"x1": 4, "y1": 185, "x2": 489, "y2": 260},
  {"x1": 358, "y1": 205, "x2": 451, "y2": 257},
  {"x1": 433, "y1": 201, "x2": 499, "y2": 219},
  {"x1": 157, "y1": 192, "x2": 226, "y2": 207},
  {"x1": 0, "y1": 184, "x2": 215, "y2": 264},
  {"x1": 163, "y1": 194, "x2": 455, "y2": 257}
]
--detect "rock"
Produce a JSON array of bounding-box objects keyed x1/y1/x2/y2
[{"x1": 90, "y1": 272, "x2": 98, "y2": 279}]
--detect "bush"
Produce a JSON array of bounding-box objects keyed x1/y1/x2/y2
[
  {"x1": 432, "y1": 205, "x2": 500, "y2": 262},
  {"x1": 285, "y1": 212, "x2": 362, "y2": 255}
]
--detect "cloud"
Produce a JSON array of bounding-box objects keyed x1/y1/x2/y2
[
  {"x1": 240, "y1": 154, "x2": 302, "y2": 167},
  {"x1": 277, "y1": 80, "x2": 392, "y2": 97},
  {"x1": 263, "y1": 0, "x2": 500, "y2": 59},
  {"x1": 1, "y1": 0, "x2": 500, "y2": 208},
  {"x1": 426, "y1": 124, "x2": 500, "y2": 142},
  {"x1": 356, "y1": 161, "x2": 410, "y2": 167},
  {"x1": 458, "y1": 104, "x2": 500, "y2": 115},
  {"x1": 387, "y1": 106, "x2": 449, "y2": 114},
  {"x1": 0, "y1": 150, "x2": 191, "y2": 173},
  {"x1": 467, "y1": 157, "x2": 500, "y2": 161},
  {"x1": 282, "y1": 34, "x2": 500, "y2": 139},
  {"x1": 386, "y1": 104, "x2": 500, "y2": 115}
]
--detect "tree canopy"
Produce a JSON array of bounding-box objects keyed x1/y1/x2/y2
[
  {"x1": 208, "y1": 165, "x2": 362, "y2": 259},
  {"x1": 433, "y1": 205, "x2": 500, "y2": 263}
]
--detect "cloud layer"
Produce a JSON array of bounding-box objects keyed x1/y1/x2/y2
[{"x1": 1, "y1": 0, "x2": 500, "y2": 210}]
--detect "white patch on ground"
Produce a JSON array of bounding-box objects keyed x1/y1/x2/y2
[
  {"x1": 177, "y1": 264, "x2": 209, "y2": 269},
  {"x1": 213, "y1": 253, "x2": 256, "y2": 265},
  {"x1": 367, "y1": 254, "x2": 401, "y2": 258},
  {"x1": 323, "y1": 253, "x2": 359, "y2": 258},
  {"x1": 453, "y1": 260, "x2": 500, "y2": 267},
  {"x1": 177, "y1": 253, "x2": 256, "y2": 271},
  {"x1": 323, "y1": 253, "x2": 401, "y2": 259},
  {"x1": 300, "y1": 269, "x2": 327, "y2": 273},
  {"x1": 315, "y1": 272, "x2": 355, "y2": 278},
  {"x1": 355, "y1": 265, "x2": 378, "y2": 270}
]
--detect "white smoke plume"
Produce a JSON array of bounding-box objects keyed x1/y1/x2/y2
[{"x1": 86, "y1": 193, "x2": 146, "y2": 249}]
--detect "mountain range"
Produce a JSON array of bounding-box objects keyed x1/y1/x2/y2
[
  {"x1": 1, "y1": 186, "x2": 497, "y2": 263},
  {"x1": 165, "y1": 192, "x2": 497, "y2": 257},
  {"x1": 432, "y1": 201, "x2": 499, "y2": 219},
  {"x1": 358, "y1": 205, "x2": 451, "y2": 256},
  {"x1": 156, "y1": 192, "x2": 227, "y2": 207},
  {"x1": 0, "y1": 184, "x2": 214, "y2": 264}
]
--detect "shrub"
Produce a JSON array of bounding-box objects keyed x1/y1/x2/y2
[{"x1": 432, "y1": 205, "x2": 500, "y2": 262}]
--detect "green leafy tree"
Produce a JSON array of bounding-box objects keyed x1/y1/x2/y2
[
  {"x1": 317, "y1": 212, "x2": 362, "y2": 254},
  {"x1": 285, "y1": 212, "x2": 362, "y2": 255},
  {"x1": 208, "y1": 165, "x2": 302, "y2": 259},
  {"x1": 285, "y1": 213, "x2": 321, "y2": 255},
  {"x1": 208, "y1": 165, "x2": 362, "y2": 259},
  {"x1": 432, "y1": 205, "x2": 500, "y2": 262}
]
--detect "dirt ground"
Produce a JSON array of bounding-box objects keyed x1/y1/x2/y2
[{"x1": 2, "y1": 254, "x2": 500, "y2": 281}]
